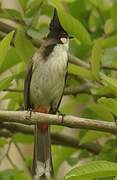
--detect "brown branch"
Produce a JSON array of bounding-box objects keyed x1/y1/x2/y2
[
  {"x1": 3, "y1": 84, "x2": 91, "y2": 96},
  {"x1": 52, "y1": 132, "x2": 101, "y2": 154},
  {"x1": 0, "y1": 123, "x2": 101, "y2": 154},
  {"x1": 0, "y1": 110, "x2": 116, "y2": 134}
]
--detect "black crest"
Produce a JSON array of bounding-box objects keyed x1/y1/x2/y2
[{"x1": 48, "y1": 9, "x2": 68, "y2": 38}]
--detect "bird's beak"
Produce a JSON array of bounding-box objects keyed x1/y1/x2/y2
[{"x1": 69, "y1": 36, "x2": 74, "y2": 39}]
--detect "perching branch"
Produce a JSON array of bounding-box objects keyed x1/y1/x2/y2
[{"x1": 0, "y1": 110, "x2": 117, "y2": 134}]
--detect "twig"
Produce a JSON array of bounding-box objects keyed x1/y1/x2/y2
[
  {"x1": 51, "y1": 133, "x2": 101, "y2": 154},
  {"x1": 68, "y1": 54, "x2": 90, "y2": 69},
  {"x1": 69, "y1": 54, "x2": 117, "y2": 71},
  {"x1": 101, "y1": 66, "x2": 117, "y2": 71},
  {"x1": 64, "y1": 83, "x2": 91, "y2": 95},
  {"x1": 3, "y1": 88, "x2": 23, "y2": 93},
  {"x1": 7, "y1": 154, "x2": 16, "y2": 169},
  {"x1": 14, "y1": 142, "x2": 32, "y2": 175},
  {"x1": 0, "y1": 123, "x2": 100, "y2": 154},
  {"x1": 0, "y1": 138, "x2": 16, "y2": 168}
]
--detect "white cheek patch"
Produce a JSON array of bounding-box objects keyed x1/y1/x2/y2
[{"x1": 60, "y1": 37, "x2": 67, "y2": 44}]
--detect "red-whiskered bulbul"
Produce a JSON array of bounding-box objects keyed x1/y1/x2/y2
[{"x1": 24, "y1": 9, "x2": 70, "y2": 180}]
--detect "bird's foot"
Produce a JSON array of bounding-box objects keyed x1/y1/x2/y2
[
  {"x1": 25, "y1": 108, "x2": 33, "y2": 120},
  {"x1": 114, "y1": 119, "x2": 117, "y2": 125},
  {"x1": 57, "y1": 110, "x2": 65, "y2": 123}
]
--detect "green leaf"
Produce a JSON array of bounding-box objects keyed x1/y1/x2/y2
[
  {"x1": 0, "y1": 47, "x2": 21, "y2": 73},
  {"x1": 68, "y1": 64, "x2": 94, "y2": 80},
  {"x1": 89, "y1": 104, "x2": 114, "y2": 121},
  {"x1": 14, "y1": 28, "x2": 35, "y2": 61},
  {"x1": 91, "y1": 86, "x2": 114, "y2": 96},
  {"x1": 76, "y1": 94, "x2": 91, "y2": 103},
  {"x1": 13, "y1": 133, "x2": 33, "y2": 144},
  {"x1": 88, "y1": 10, "x2": 102, "y2": 32},
  {"x1": 101, "y1": 73, "x2": 117, "y2": 93},
  {"x1": 25, "y1": 155, "x2": 32, "y2": 169},
  {"x1": 51, "y1": 125, "x2": 64, "y2": 133},
  {"x1": 0, "y1": 76, "x2": 13, "y2": 91},
  {"x1": 0, "y1": 31, "x2": 14, "y2": 70},
  {"x1": 91, "y1": 40, "x2": 102, "y2": 80},
  {"x1": 64, "y1": 160, "x2": 117, "y2": 180},
  {"x1": 13, "y1": 70, "x2": 25, "y2": 79},
  {"x1": 48, "y1": 0, "x2": 92, "y2": 45},
  {"x1": 0, "y1": 169, "x2": 19, "y2": 180},
  {"x1": 98, "y1": 97, "x2": 117, "y2": 116},
  {"x1": 63, "y1": 0, "x2": 77, "y2": 2},
  {"x1": 97, "y1": 139, "x2": 117, "y2": 162},
  {"x1": 101, "y1": 35, "x2": 117, "y2": 49},
  {"x1": 101, "y1": 47, "x2": 117, "y2": 66},
  {"x1": 14, "y1": 171, "x2": 29, "y2": 180},
  {"x1": 3, "y1": 92, "x2": 23, "y2": 110},
  {"x1": 26, "y1": 0, "x2": 43, "y2": 17},
  {"x1": 60, "y1": 97, "x2": 79, "y2": 114},
  {"x1": 80, "y1": 131, "x2": 108, "y2": 144},
  {"x1": 89, "y1": 0, "x2": 99, "y2": 7},
  {"x1": 0, "y1": 169, "x2": 29, "y2": 180},
  {"x1": 19, "y1": 0, "x2": 28, "y2": 9},
  {"x1": 52, "y1": 145, "x2": 76, "y2": 174},
  {"x1": 111, "y1": 4, "x2": 117, "y2": 24},
  {"x1": 0, "y1": 138, "x2": 8, "y2": 147},
  {"x1": 104, "y1": 19, "x2": 116, "y2": 35},
  {"x1": 5, "y1": 9, "x2": 23, "y2": 19}
]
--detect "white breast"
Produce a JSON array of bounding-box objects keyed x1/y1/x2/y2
[{"x1": 30, "y1": 42, "x2": 69, "y2": 108}]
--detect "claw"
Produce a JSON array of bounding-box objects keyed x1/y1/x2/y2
[
  {"x1": 26, "y1": 108, "x2": 33, "y2": 120},
  {"x1": 57, "y1": 110, "x2": 65, "y2": 123},
  {"x1": 114, "y1": 119, "x2": 117, "y2": 125}
]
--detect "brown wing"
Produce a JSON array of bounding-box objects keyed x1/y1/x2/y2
[{"x1": 24, "y1": 60, "x2": 33, "y2": 110}]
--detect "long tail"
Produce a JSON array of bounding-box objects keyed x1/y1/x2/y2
[{"x1": 32, "y1": 124, "x2": 52, "y2": 180}]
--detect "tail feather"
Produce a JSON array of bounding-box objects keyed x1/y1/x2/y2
[{"x1": 32, "y1": 124, "x2": 52, "y2": 180}]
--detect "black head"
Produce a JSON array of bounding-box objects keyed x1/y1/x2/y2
[{"x1": 47, "y1": 9, "x2": 69, "y2": 42}]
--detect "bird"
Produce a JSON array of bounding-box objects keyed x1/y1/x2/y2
[{"x1": 24, "y1": 9, "x2": 70, "y2": 180}]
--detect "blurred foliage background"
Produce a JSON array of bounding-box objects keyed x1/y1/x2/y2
[{"x1": 0, "y1": 0, "x2": 117, "y2": 179}]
